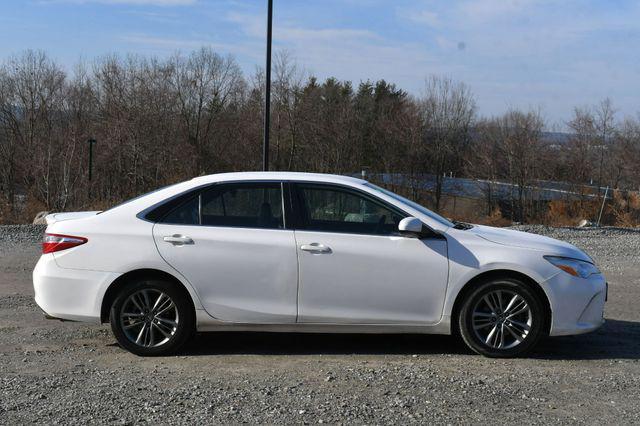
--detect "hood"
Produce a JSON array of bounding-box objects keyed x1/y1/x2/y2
[
  {"x1": 468, "y1": 225, "x2": 593, "y2": 263},
  {"x1": 45, "y1": 211, "x2": 101, "y2": 225}
]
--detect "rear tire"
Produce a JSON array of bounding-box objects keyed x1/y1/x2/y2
[
  {"x1": 109, "y1": 279, "x2": 194, "y2": 356},
  {"x1": 458, "y1": 278, "x2": 546, "y2": 358}
]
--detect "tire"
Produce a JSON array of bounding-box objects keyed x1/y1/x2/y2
[
  {"x1": 109, "y1": 279, "x2": 194, "y2": 356},
  {"x1": 458, "y1": 278, "x2": 546, "y2": 358}
]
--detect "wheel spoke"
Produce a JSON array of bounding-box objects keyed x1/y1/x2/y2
[
  {"x1": 473, "y1": 311, "x2": 494, "y2": 330},
  {"x1": 495, "y1": 291, "x2": 503, "y2": 312},
  {"x1": 123, "y1": 319, "x2": 144, "y2": 330},
  {"x1": 504, "y1": 294, "x2": 520, "y2": 313},
  {"x1": 130, "y1": 295, "x2": 144, "y2": 312},
  {"x1": 508, "y1": 319, "x2": 531, "y2": 334},
  {"x1": 504, "y1": 323, "x2": 524, "y2": 342},
  {"x1": 485, "y1": 325, "x2": 497, "y2": 345},
  {"x1": 141, "y1": 290, "x2": 153, "y2": 310},
  {"x1": 152, "y1": 293, "x2": 167, "y2": 311},
  {"x1": 155, "y1": 316, "x2": 177, "y2": 328},
  {"x1": 507, "y1": 304, "x2": 529, "y2": 318},
  {"x1": 152, "y1": 322, "x2": 172, "y2": 338},
  {"x1": 148, "y1": 322, "x2": 156, "y2": 346},
  {"x1": 498, "y1": 324, "x2": 505, "y2": 348},
  {"x1": 155, "y1": 320, "x2": 175, "y2": 335},
  {"x1": 490, "y1": 325, "x2": 502, "y2": 348},
  {"x1": 473, "y1": 316, "x2": 494, "y2": 330},
  {"x1": 135, "y1": 323, "x2": 147, "y2": 344},
  {"x1": 505, "y1": 297, "x2": 526, "y2": 314},
  {"x1": 483, "y1": 295, "x2": 497, "y2": 313},
  {"x1": 156, "y1": 301, "x2": 176, "y2": 316}
]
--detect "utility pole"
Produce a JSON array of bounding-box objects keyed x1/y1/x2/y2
[{"x1": 262, "y1": 0, "x2": 273, "y2": 171}]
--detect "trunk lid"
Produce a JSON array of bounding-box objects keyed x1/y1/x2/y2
[{"x1": 45, "y1": 211, "x2": 101, "y2": 225}]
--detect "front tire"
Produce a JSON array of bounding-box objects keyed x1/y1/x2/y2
[
  {"x1": 458, "y1": 278, "x2": 546, "y2": 357},
  {"x1": 110, "y1": 279, "x2": 194, "y2": 356}
]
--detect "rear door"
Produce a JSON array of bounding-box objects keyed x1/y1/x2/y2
[
  {"x1": 292, "y1": 183, "x2": 449, "y2": 324},
  {"x1": 153, "y1": 181, "x2": 298, "y2": 323}
]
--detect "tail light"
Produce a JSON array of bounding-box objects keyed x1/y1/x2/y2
[{"x1": 42, "y1": 233, "x2": 88, "y2": 254}]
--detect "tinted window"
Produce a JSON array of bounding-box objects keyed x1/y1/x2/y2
[
  {"x1": 200, "y1": 183, "x2": 283, "y2": 229},
  {"x1": 159, "y1": 182, "x2": 284, "y2": 229},
  {"x1": 162, "y1": 195, "x2": 199, "y2": 225},
  {"x1": 296, "y1": 184, "x2": 405, "y2": 235}
]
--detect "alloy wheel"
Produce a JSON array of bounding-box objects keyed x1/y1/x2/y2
[
  {"x1": 119, "y1": 289, "x2": 179, "y2": 348},
  {"x1": 471, "y1": 289, "x2": 532, "y2": 349}
]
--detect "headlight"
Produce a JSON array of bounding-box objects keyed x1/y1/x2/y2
[{"x1": 544, "y1": 256, "x2": 600, "y2": 279}]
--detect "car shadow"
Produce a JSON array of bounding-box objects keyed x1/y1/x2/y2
[
  {"x1": 183, "y1": 332, "x2": 466, "y2": 356},
  {"x1": 532, "y1": 319, "x2": 640, "y2": 360},
  {"x1": 180, "y1": 319, "x2": 640, "y2": 360}
]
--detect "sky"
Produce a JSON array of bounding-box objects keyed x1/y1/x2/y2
[{"x1": 0, "y1": 0, "x2": 638, "y2": 126}]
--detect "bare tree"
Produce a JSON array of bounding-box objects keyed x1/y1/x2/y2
[
  {"x1": 0, "y1": 51, "x2": 67, "y2": 211},
  {"x1": 0, "y1": 48, "x2": 638, "y2": 227},
  {"x1": 171, "y1": 47, "x2": 243, "y2": 174},
  {"x1": 594, "y1": 98, "x2": 616, "y2": 195},
  {"x1": 420, "y1": 75, "x2": 476, "y2": 211},
  {"x1": 466, "y1": 118, "x2": 502, "y2": 214},
  {"x1": 498, "y1": 109, "x2": 545, "y2": 222},
  {"x1": 272, "y1": 51, "x2": 305, "y2": 170}
]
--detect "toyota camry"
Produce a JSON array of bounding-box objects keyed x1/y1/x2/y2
[{"x1": 33, "y1": 172, "x2": 607, "y2": 357}]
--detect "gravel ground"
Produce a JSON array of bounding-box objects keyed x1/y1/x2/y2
[{"x1": 1, "y1": 225, "x2": 639, "y2": 424}]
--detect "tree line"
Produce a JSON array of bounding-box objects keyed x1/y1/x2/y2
[{"x1": 1, "y1": 48, "x2": 639, "y2": 225}]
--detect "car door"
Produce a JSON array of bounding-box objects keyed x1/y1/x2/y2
[
  {"x1": 292, "y1": 183, "x2": 449, "y2": 325},
  {"x1": 153, "y1": 181, "x2": 298, "y2": 323}
]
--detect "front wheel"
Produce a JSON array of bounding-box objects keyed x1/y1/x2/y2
[
  {"x1": 458, "y1": 278, "x2": 546, "y2": 357},
  {"x1": 110, "y1": 279, "x2": 194, "y2": 356}
]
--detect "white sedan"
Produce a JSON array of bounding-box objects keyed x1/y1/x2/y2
[{"x1": 33, "y1": 172, "x2": 607, "y2": 357}]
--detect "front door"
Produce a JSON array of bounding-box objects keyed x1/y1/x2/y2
[
  {"x1": 153, "y1": 182, "x2": 298, "y2": 323},
  {"x1": 292, "y1": 183, "x2": 449, "y2": 324}
]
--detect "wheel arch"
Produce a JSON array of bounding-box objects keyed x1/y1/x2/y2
[
  {"x1": 100, "y1": 268, "x2": 196, "y2": 323},
  {"x1": 450, "y1": 269, "x2": 552, "y2": 336}
]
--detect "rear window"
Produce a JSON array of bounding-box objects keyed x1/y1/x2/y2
[{"x1": 101, "y1": 183, "x2": 181, "y2": 215}]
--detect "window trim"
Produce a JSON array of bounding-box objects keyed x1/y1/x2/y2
[
  {"x1": 139, "y1": 180, "x2": 288, "y2": 231},
  {"x1": 290, "y1": 182, "x2": 410, "y2": 237}
]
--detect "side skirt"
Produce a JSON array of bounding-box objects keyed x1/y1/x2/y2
[{"x1": 195, "y1": 310, "x2": 451, "y2": 335}]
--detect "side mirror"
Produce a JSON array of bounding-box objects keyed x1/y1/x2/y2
[{"x1": 398, "y1": 217, "x2": 423, "y2": 235}]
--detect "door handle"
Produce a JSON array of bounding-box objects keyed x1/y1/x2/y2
[
  {"x1": 163, "y1": 235, "x2": 194, "y2": 245},
  {"x1": 300, "y1": 243, "x2": 332, "y2": 254}
]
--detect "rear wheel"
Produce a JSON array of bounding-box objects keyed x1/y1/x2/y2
[
  {"x1": 458, "y1": 278, "x2": 546, "y2": 357},
  {"x1": 110, "y1": 279, "x2": 194, "y2": 356}
]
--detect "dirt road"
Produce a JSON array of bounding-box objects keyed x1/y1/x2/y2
[{"x1": 1, "y1": 225, "x2": 639, "y2": 424}]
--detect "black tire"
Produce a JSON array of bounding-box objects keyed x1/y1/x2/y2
[
  {"x1": 458, "y1": 278, "x2": 546, "y2": 358},
  {"x1": 109, "y1": 279, "x2": 194, "y2": 356}
]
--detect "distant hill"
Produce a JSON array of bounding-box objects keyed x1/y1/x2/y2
[{"x1": 541, "y1": 131, "x2": 572, "y2": 145}]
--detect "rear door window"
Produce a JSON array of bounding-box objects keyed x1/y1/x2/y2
[
  {"x1": 201, "y1": 183, "x2": 284, "y2": 229},
  {"x1": 159, "y1": 182, "x2": 284, "y2": 229}
]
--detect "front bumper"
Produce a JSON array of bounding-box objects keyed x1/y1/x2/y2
[
  {"x1": 544, "y1": 270, "x2": 607, "y2": 336},
  {"x1": 33, "y1": 254, "x2": 120, "y2": 323}
]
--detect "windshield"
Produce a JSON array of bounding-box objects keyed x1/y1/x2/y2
[{"x1": 364, "y1": 183, "x2": 454, "y2": 228}]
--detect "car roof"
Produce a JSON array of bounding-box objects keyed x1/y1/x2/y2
[{"x1": 191, "y1": 171, "x2": 367, "y2": 186}]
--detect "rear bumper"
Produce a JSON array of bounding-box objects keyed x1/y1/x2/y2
[
  {"x1": 545, "y1": 271, "x2": 607, "y2": 336},
  {"x1": 33, "y1": 254, "x2": 120, "y2": 323}
]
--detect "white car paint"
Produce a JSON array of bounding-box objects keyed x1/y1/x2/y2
[
  {"x1": 153, "y1": 223, "x2": 299, "y2": 323},
  {"x1": 33, "y1": 172, "x2": 606, "y2": 337},
  {"x1": 294, "y1": 230, "x2": 448, "y2": 324}
]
